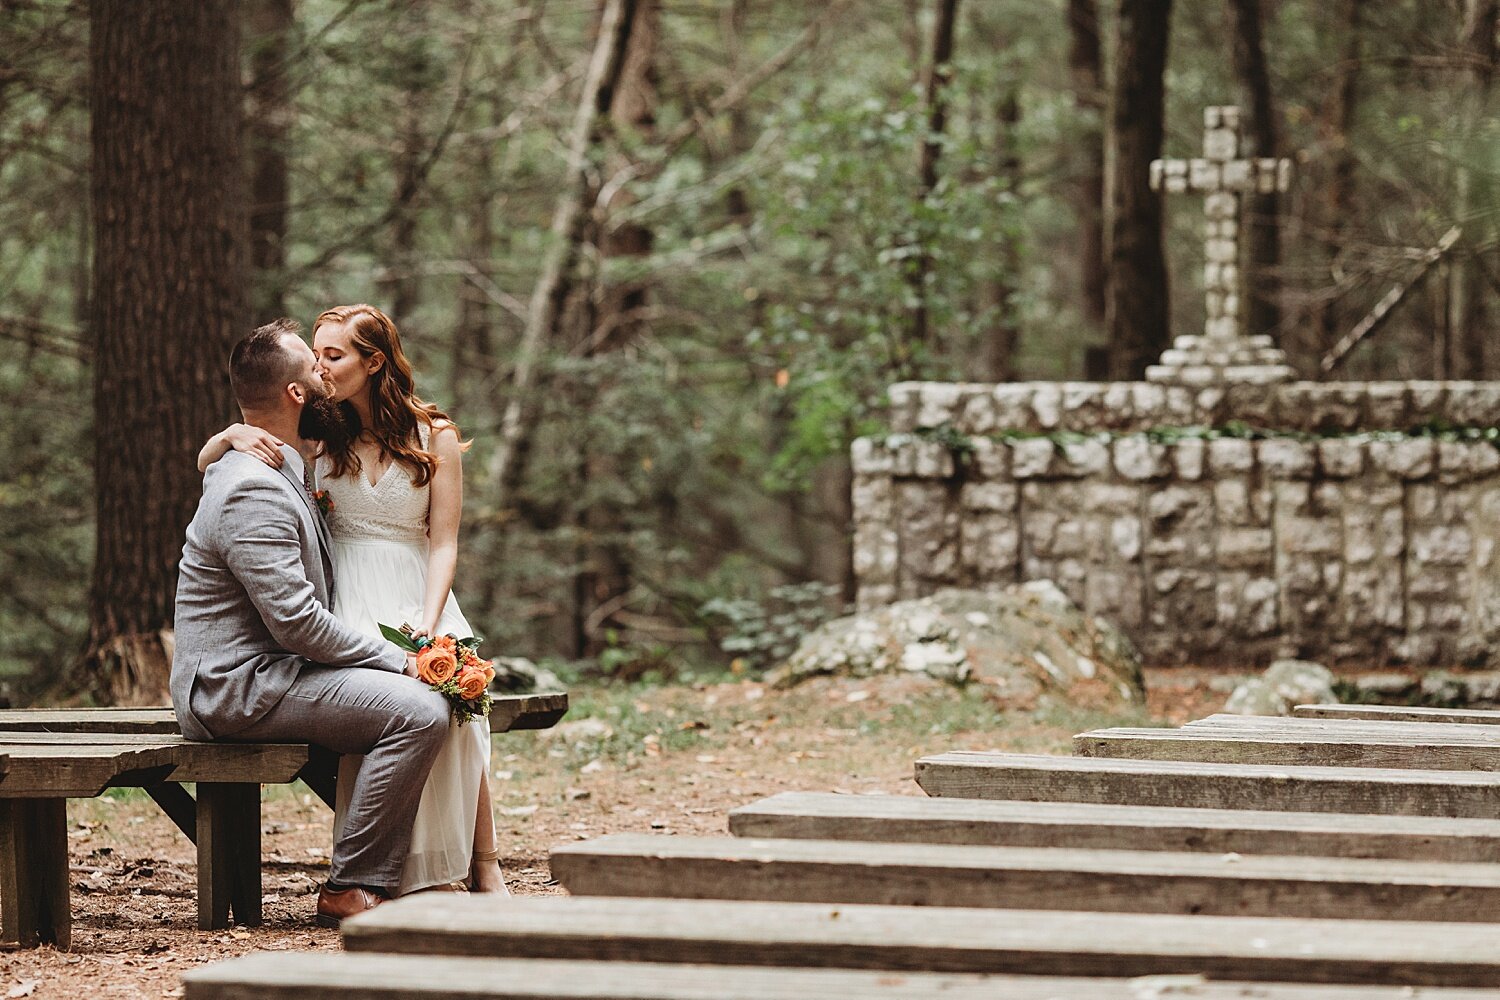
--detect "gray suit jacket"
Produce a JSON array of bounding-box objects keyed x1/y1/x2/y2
[{"x1": 171, "y1": 446, "x2": 405, "y2": 741}]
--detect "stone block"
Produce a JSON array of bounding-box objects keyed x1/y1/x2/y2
[
  {"x1": 1438, "y1": 440, "x2": 1500, "y2": 484},
  {"x1": 960, "y1": 515, "x2": 1019, "y2": 576},
  {"x1": 1111, "y1": 516, "x2": 1142, "y2": 561},
  {"x1": 1276, "y1": 383, "x2": 1365, "y2": 432},
  {"x1": 1369, "y1": 438, "x2": 1436, "y2": 480},
  {"x1": 1082, "y1": 483, "x2": 1139, "y2": 513},
  {"x1": 1272, "y1": 480, "x2": 1311, "y2": 514},
  {"x1": 1223, "y1": 383, "x2": 1276, "y2": 425},
  {"x1": 1085, "y1": 569, "x2": 1143, "y2": 626},
  {"x1": 886, "y1": 382, "x2": 923, "y2": 432},
  {"x1": 1113, "y1": 437, "x2": 1169, "y2": 481},
  {"x1": 1388, "y1": 633, "x2": 1441, "y2": 664},
  {"x1": 1218, "y1": 575, "x2": 1280, "y2": 637},
  {"x1": 1147, "y1": 485, "x2": 1214, "y2": 534},
  {"x1": 851, "y1": 472, "x2": 893, "y2": 517},
  {"x1": 1277, "y1": 516, "x2": 1340, "y2": 556},
  {"x1": 1128, "y1": 383, "x2": 1168, "y2": 420},
  {"x1": 967, "y1": 437, "x2": 1009, "y2": 479},
  {"x1": 1010, "y1": 437, "x2": 1056, "y2": 479},
  {"x1": 1205, "y1": 236, "x2": 1236, "y2": 263},
  {"x1": 1408, "y1": 381, "x2": 1446, "y2": 420},
  {"x1": 891, "y1": 438, "x2": 955, "y2": 479},
  {"x1": 1448, "y1": 383, "x2": 1500, "y2": 426},
  {"x1": 1173, "y1": 439, "x2": 1207, "y2": 480},
  {"x1": 856, "y1": 583, "x2": 897, "y2": 610},
  {"x1": 1164, "y1": 386, "x2": 1199, "y2": 424},
  {"x1": 958, "y1": 392, "x2": 998, "y2": 434},
  {"x1": 991, "y1": 383, "x2": 1037, "y2": 430},
  {"x1": 1031, "y1": 383, "x2": 1063, "y2": 430},
  {"x1": 852, "y1": 522, "x2": 898, "y2": 582},
  {"x1": 1317, "y1": 438, "x2": 1365, "y2": 479},
  {"x1": 1208, "y1": 437, "x2": 1255, "y2": 474},
  {"x1": 1060, "y1": 382, "x2": 1106, "y2": 426},
  {"x1": 1365, "y1": 382, "x2": 1410, "y2": 428},
  {"x1": 1411, "y1": 526, "x2": 1473, "y2": 566},
  {"x1": 915, "y1": 383, "x2": 964, "y2": 429},
  {"x1": 1258, "y1": 438, "x2": 1315, "y2": 479},
  {"x1": 851, "y1": 437, "x2": 895, "y2": 475},
  {"x1": 1058, "y1": 436, "x2": 1111, "y2": 477},
  {"x1": 960, "y1": 481, "x2": 1018, "y2": 512},
  {"x1": 1217, "y1": 527, "x2": 1274, "y2": 569},
  {"x1": 1100, "y1": 383, "x2": 1136, "y2": 428}
]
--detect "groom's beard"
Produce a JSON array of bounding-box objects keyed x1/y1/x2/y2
[{"x1": 298, "y1": 385, "x2": 347, "y2": 442}]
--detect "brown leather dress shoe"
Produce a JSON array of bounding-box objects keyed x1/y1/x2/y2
[{"x1": 315, "y1": 883, "x2": 386, "y2": 929}]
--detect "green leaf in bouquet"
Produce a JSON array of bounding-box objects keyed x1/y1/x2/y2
[{"x1": 379, "y1": 622, "x2": 422, "y2": 652}]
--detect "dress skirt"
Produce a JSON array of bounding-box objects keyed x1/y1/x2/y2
[{"x1": 328, "y1": 535, "x2": 491, "y2": 896}]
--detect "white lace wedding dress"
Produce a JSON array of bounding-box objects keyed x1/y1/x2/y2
[{"x1": 317, "y1": 435, "x2": 498, "y2": 896}]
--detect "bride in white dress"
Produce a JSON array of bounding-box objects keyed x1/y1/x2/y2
[{"x1": 199, "y1": 304, "x2": 507, "y2": 896}]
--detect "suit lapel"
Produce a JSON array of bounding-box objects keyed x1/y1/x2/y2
[{"x1": 273, "y1": 460, "x2": 335, "y2": 600}]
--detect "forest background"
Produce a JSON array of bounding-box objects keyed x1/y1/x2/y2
[{"x1": 1, "y1": 0, "x2": 1496, "y2": 702}]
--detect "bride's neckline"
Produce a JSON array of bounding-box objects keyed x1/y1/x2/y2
[{"x1": 352, "y1": 439, "x2": 395, "y2": 488}]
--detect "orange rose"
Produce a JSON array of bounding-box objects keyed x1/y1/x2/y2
[
  {"x1": 481, "y1": 664, "x2": 495, "y2": 687},
  {"x1": 416, "y1": 644, "x2": 458, "y2": 685},
  {"x1": 454, "y1": 667, "x2": 488, "y2": 700},
  {"x1": 434, "y1": 634, "x2": 457, "y2": 651}
]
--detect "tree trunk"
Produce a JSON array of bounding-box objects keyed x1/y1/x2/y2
[
  {"x1": 981, "y1": 85, "x2": 1022, "y2": 381},
  {"x1": 1316, "y1": 0, "x2": 1363, "y2": 351},
  {"x1": 487, "y1": 0, "x2": 638, "y2": 508},
  {"x1": 381, "y1": 21, "x2": 435, "y2": 322},
  {"x1": 909, "y1": 0, "x2": 961, "y2": 349},
  {"x1": 1225, "y1": 0, "x2": 1281, "y2": 341},
  {"x1": 245, "y1": 0, "x2": 293, "y2": 322},
  {"x1": 1066, "y1": 0, "x2": 1106, "y2": 333},
  {"x1": 1105, "y1": 0, "x2": 1172, "y2": 378},
  {"x1": 1451, "y1": 0, "x2": 1497, "y2": 378},
  {"x1": 88, "y1": 0, "x2": 246, "y2": 703},
  {"x1": 576, "y1": 0, "x2": 659, "y2": 659}
]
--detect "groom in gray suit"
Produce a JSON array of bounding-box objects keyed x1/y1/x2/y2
[{"x1": 172, "y1": 319, "x2": 450, "y2": 927}]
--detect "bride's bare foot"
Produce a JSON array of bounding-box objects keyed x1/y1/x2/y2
[{"x1": 469, "y1": 848, "x2": 509, "y2": 894}]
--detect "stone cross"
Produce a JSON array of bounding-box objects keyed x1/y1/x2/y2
[{"x1": 1145, "y1": 105, "x2": 1295, "y2": 387}]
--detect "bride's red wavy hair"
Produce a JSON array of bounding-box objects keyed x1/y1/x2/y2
[{"x1": 313, "y1": 304, "x2": 467, "y2": 488}]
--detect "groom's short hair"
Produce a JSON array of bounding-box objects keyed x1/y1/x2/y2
[{"x1": 230, "y1": 319, "x2": 304, "y2": 409}]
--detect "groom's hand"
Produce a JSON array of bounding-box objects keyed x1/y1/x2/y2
[{"x1": 403, "y1": 652, "x2": 420, "y2": 679}]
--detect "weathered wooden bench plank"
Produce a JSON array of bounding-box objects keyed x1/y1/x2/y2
[
  {"x1": 1073, "y1": 728, "x2": 1500, "y2": 770},
  {"x1": 1186, "y1": 715, "x2": 1500, "y2": 740},
  {"x1": 0, "y1": 693, "x2": 570, "y2": 735},
  {"x1": 181, "y1": 952, "x2": 1500, "y2": 1000},
  {"x1": 340, "y1": 896, "x2": 1500, "y2": 986},
  {"x1": 727, "y1": 790, "x2": 1500, "y2": 861},
  {"x1": 549, "y1": 832, "x2": 1500, "y2": 922},
  {"x1": 1297, "y1": 704, "x2": 1500, "y2": 725},
  {"x1": 914, "y1": 751, "x2": 1500, "y2": 816}
]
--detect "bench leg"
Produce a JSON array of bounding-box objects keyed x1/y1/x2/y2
[
  {"x1": 0, "y1": 799, "x2": 70, "y2": 949},
  {"x1": 196, "y1": 783, "x2": 262, "y2": 930}
]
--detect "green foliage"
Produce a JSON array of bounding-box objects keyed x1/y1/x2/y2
[{"x1": 699, "y1": 581, "x2": 844, "y2": 673}]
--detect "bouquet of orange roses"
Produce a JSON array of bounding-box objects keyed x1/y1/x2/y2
[{"x1": 379, "y1": 622, "x2": 494, "y2": 726}]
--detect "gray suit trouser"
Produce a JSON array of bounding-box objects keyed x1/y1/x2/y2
[{"x1": 233, "y1": 664, "x2": 451, "y2": 894}]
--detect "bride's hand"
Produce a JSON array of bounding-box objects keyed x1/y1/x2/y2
[{"x1": 224, "y1": 423, "x2": 284, "y2": 468}]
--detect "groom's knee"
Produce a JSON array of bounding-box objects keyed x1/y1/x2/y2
[{"x1": 406, "y1": 690, "x2": 451, "y2": 747}]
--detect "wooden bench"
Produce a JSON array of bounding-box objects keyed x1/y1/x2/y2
[
  {"x1": 180, "y1": 952, "x2": 1500, "y2": 1000},
  {"x1": 548, "y1": 831, "x2": 1500, "y2": 921},
  {"x1": 727, "y1": 790, "x2": 1500, "y2": 860},
  {"x1": 0, "y1": 692, "x2": 568, "y2": 948},
  {"x1": 913, "y1": 750, "x2": 1500, "y2": 816},
  {"x1": 1073, "y1": 724, "x2": 1500, "y2": 770},
  {"x1": 1296, "y1": 704, "x2": 1500, "y2": 725},
  {"x1": 337, "y1": 895, "x2": 1500, "y2": 987}
]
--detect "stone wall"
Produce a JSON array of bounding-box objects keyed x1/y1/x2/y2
[{"x1": 853, "y1": 380, "x2": 1500, "y2": 666}]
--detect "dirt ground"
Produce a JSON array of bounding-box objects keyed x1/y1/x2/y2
[{"x1": 0, "y1": 667, "x2": 1226, "y2": 998}]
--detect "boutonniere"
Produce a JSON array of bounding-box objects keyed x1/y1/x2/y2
[{"x1": 312, "y1": 489, "x2": 334, "y2": 517}]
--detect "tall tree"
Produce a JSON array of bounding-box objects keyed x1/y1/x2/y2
[
  {"x1": 1451, "y1": 0, "x2": 1497, "y2": 378},
  {"x1": 88, "y1": 0, "x2": 246, "y2": 701},
  {"x1": 245, "y1": 0, "x2": 293, "y2": 322},
  {"x1": 576, "y1": 0, "x2": 660, "y2": 657},
  {"x1": 1226, "y1": 0, "x2": 1282, "y2": 341},
  {"x1": 1315, "y1": 0, "x2": 1363, "y2": 351},
  {"x1": 910, "y1": 0, "x2": 961, "y2": 348},
  {"x1": 1066, "y1": 0, "x2": 1107, "y2": 335},
  {"x1": 1105, "y1": 0, "x2": 1172, "y2": 378}
]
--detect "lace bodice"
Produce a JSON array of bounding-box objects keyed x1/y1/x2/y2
[{"x1": 317, "y1": 434, "x2": 431, "y2": 545}]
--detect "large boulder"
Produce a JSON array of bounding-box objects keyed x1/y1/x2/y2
[
  {"x1": 768, "y1": 582, "x2": 1145, "y2": 707},
  {"x1": 1222, "y1": 658, "x2": 1337, "y2": 716}
]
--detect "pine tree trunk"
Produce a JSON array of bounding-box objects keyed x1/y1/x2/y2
[
  {"x1": 88, "y1": 0, "x2": 246, "y2": 703},
  {"x1": 1066, "y1": 0, "x2": 1107, "y2": 333},
  {"x1": 245, "y1": 0, "x2": 293, "y2": 321},
  {"x1": 1451, "y1": 0, "x2": 1497, "y2": 378},
  {"x1": 981, "y1": 85, "x2": 1023, "y2": 381},
  {"x1": 910, "y1": 0, "x2": 961, "y2": 349},
  {"x1": 1226, "y1": 0, "x2": 1281, "y2": 341},
  {"x1": 1105, "y1": 0, "x2": 1172, "y2": 378},
  {"x1": 1316, "y1": 0, "x2": 1363, "y2": 351},
  {"x1": 577, "y1": 0, "x2": 658, "y2": 659}
]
